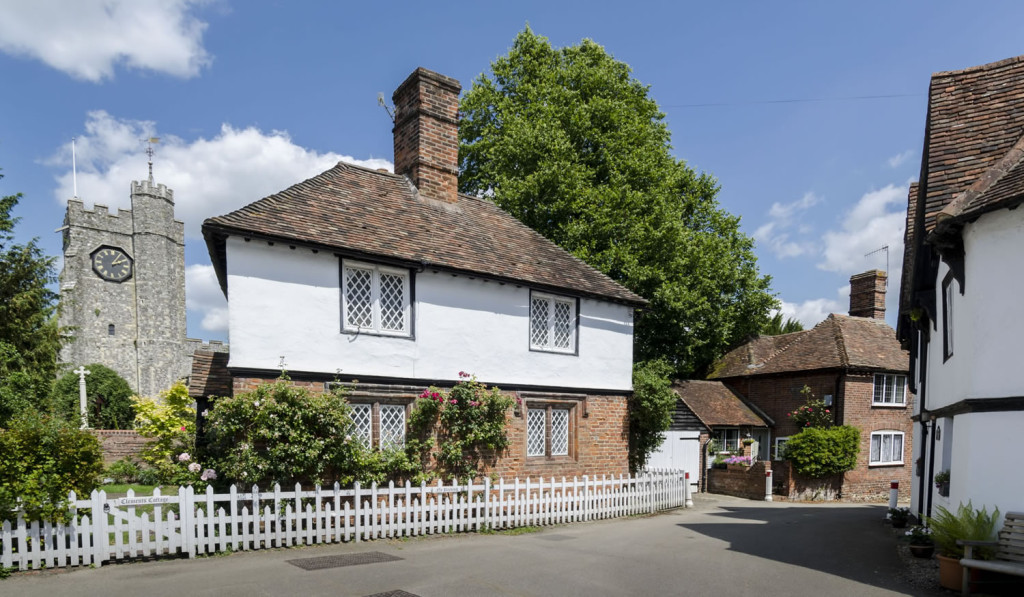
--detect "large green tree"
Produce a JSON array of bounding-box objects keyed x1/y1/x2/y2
[
  {"x1": 459, "y1": 28, "x2": 776, "y2": 379},
  {"x1": 0, "y1": 169, "x2": 62, "y2": 425}
]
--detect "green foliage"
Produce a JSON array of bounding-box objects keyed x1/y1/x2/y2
[
  {"x1": 0, "y1": 172, "x2": 62, "y2": 426},
  {"x1": 926, "y1": 501, "x2": 1000, "y2": 559},
  {"x1": 786, "y1": 385, "x2": 834, "y2": 429},
  {"x1": 783, "y1": 425, "x2": 859, "y2": 478},
  {"x1": 761, "y1": 312, "x2": 804, "y2": 335},
  {"x1": 627, "y1": 360, "x2": 676, "y2": 473},
  {"x1": 459, "y1": 27, "x2": 776, "y2": 378},
  {"x1": 0, "y1": 410, "x2": 104, "y2": 522},
  {"x1": 407, "y1": 372, "x2": 515, "y2": 481},
  {"x1": 133, "y1": 382, "x2": 199, "y2": 485},
  {"x1": 105, "y1": 457, "x2": 142, "y2": 484},
  {"x1": 52, "y1": 363, "x2": 136, "y2": 429}
]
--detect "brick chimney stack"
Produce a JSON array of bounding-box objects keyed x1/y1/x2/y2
[
  {"x1": 392, "y1": 68, "x2": 461, "y2": 204},
  {"x1": 849, "y1": 270, "x2": 887, "y2": 319}
]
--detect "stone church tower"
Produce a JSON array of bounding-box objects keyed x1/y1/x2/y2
[{"x1": 58, "y1": 176, "x2": 188, "y2": 398}]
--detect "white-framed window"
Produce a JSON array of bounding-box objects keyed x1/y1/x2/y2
[
  {"x1": 716, "y1": 428, "x2": 740, "y2": 452},
  {"x1": 349, "y1": 402, "x2": 407, "y2": 449},
  {"x1": 873, "y1": 373, "x2": 907, "y2": 406},
  {"x1": 870, "y1": 430, "x2": 905, "y2": 465},
  {"x1": 774, "y1": 437, "x2": 789, "y2": 460},
  {"x1": 530, "y1": 292, "x2": 577, "y2": 353},
  {"x1": 527, "y1": 406, "x2": 571, "y2": 457},
  {"x1": 942, "y1": 273, "x2": 955, "y2": 360},
  {"x1": 342, "y1": 260, "x2": 411, "y2": 336}
]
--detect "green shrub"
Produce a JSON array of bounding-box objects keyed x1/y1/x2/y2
[
  {"x1": 407, "y1": 372, "x2": 514, "y2": 482},
  {"x1": 783, "y1": 425, "x2": 859, "y2": 478},
  {"x1": 53, "y1": 363, "x2": 135, "y2": 429},
  {"x1": 106, "y1": 457, "x2": 141, "y2": 484},
  {"x1": 927, "y1": 501, "x2": 1001, "y2": 559},
  {"x1": 0, "y1": 410, "x2": 104, "y2": 522},
  {"x1": 133, "y1": 382, "x2": 198, "y2": 485},
  {"x1": 628, "y1": 360, "x2": 676, "y2": 473}
]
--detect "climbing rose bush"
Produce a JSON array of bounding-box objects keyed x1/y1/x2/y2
[{"x1": 786, "y1": 385, "x2": 834, "y2": 429}]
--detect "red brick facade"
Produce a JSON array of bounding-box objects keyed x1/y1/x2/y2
[
  {"x1": 90, "y1": 429, "x2": 149, "y2": 465},
  {"x1": 231, "y1": 375, "x2": 629, "y2": 480},
  {"x1": 707, "y1": 460, "x2": 772, "y2": 500},
  {"x1": 392, "y1": 68, "x2": 461, "y2": 204}
]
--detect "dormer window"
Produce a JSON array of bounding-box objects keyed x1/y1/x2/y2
[
  {"x1": 529, "y1": 291, "x2": 577, "y2": 354},
  {"x1": 341, "y1": 260, "x2": 411, "y2": 337}
]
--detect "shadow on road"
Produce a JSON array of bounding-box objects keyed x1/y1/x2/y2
[{"x1": 677, "y1": 503, "x2": 934, "y2": 595}]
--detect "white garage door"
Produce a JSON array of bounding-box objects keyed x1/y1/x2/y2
[{"x1": 647, "y1": 430, "x2": 701, "y2": 489}]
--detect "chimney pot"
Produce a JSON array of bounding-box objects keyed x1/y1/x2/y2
[
  {"x1": 392, "y1": 68, "x2": 461, "y2": 203},
  {"x1": 849, "y1": 270, "x2": 887, "y2": 319}
]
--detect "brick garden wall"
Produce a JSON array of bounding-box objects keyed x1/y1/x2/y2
[
  {"x1": 707, "y1": 460, "x2": 772, "y2": 501},
  {"x1": 91, "y1": 429, "x2": 149, "y2": 465},
  {"x1": 771, "y1": 460, "x2": 843, "y2": 501},
  {"x1": 231, "y1": 376, "x2": 630, "y2": 480}
]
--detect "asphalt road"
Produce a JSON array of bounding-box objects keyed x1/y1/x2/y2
[{"x1": 4, "y1": 494, "x2": 935, "y2": 597}]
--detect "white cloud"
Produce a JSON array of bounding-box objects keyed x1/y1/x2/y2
[
  {"x1": 185, "y1": 264, "x2": 227, "y2": 333},
  {"x1": 887, "y1": 150, "x2": 914, "y2": 169},
  {"x1": 776, "y1": 285, "x2": 850, "y2": 329},
  {"x1": 49, "y1": 110, "x2": 393, "y2": 240},
  {"x1": 754, "y1": 192, "x2": 821, "y2": 259},
  {"x1": 0, "y1": 0, "x2": 211, "y2": 82}
]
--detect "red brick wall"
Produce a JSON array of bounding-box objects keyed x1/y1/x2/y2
[
  {"x1": 90, "y1": 429, "x2": 149, "y2": 465},
  {"x1": 707, "y1": 460, "x2": 771, "y2": 500},
  {"x1": 772, "y1": 460, "x2": 844, "y2": 501},
  {"x1": 231, "y1": 376, "x2": 629, "y2": 480},
  {"x1": 838, "y1": 373, "x2": 913, "y2": 501},
  {"x1": 726, "y1": 373, "x2": 841, "y2": 438}
]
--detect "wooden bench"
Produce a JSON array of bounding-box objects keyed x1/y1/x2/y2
[{"x1": 959, "y1": 511, "x2": 1024, "y2": 595}]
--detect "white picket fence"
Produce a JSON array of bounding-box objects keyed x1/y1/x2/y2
[{"x1": 1, "y1": 470, "x2": 688, "y2": 571}]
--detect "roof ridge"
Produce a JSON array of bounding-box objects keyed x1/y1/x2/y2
[
  {"x1": 754, "y1": 328, "x2": 812, "y2": 370},
  {"x1": 936, "y1": 131, "x2": 1024, "y2": 225},
  {"x1": 829, "y1": 314, "x2": 851, "y2": 368},
  {"x1": 931, "y1": 54, "x2": 1024, "y2": 80}
]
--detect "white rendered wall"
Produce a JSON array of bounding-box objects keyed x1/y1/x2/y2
[
  {"x1": 924, "y1": 206, "x2": 1024, "y2": 410},
  {"x1": 225, "y1": 237, "x2": 635, "y2": 390},
  {"x1": 947, "y1": 412, "x2": 1024, "y2": 520}
]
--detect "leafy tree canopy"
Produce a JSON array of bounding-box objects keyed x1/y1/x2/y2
[
  {"x1": 459, "y1": 27, "x2": 776, "y2": 378},
  {"x1": 53, "y1": 363, "x2": 136, "y2": 429},
  {"x1": 761, "y1": 312, "x2": 804, "y2": 336},
  {"x1": 1, "y1": 169, "x2": 62, "y2": 425}
]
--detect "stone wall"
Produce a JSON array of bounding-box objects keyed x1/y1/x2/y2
[{"x1": 91, "y1": 429, "x2": 149, "y2": 465}]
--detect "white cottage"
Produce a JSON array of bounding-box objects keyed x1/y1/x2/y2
[
  {"x1": 899, "y1": 55, "x2": 1024, "y2": 520},
  {"x1": 200, "y1": 68, "x2": 645, "y2": 478}
]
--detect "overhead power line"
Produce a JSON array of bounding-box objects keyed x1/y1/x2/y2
[{"x1": 664, "y1": 93, "x2": 924, "y2": 108}]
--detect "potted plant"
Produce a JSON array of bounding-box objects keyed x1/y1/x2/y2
[
  {"x1": 926, "y1": 501, "x2": 1000, "y2": 590},
  {"x1": 934, "y1": 470, "x2": 950, "y2": 497},
  {"x1": 904, "y1": 525, "x2": 934, "y2": 558},
  {"x1": 889, "y1": 506, "x2": 911, "y2": 529}
]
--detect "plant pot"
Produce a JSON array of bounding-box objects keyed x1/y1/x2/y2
[
  {"x1": 908, "y1": 544, "x2": 934, "y2": 558},
  {"x1": 891, "y1": 518, "x2": 908, "y2": 529},
  {"x1": 937, "y1": 554, "x2": 982, "y2": 591},
  {"x1": 937, "y1": 481, "x2": 949, "y2": 497}
]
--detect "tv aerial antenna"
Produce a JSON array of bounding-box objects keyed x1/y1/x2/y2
[
  {"x1": 378, "y1": 92, "x2": 395, "y2": 123},
  {"x1": 864, "y1": 245, "x2": 889, "y2": 286},
  {"x1": 71, "y1": 137, "x2": 79, "y2": 198}
]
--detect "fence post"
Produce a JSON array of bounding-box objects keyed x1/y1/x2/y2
[
  {"x1": 90, "y1": 489, "x2": 106, "y2": 567},
  {"x1": 353, "y1": 481, "x2": 361, "y2": 543},
  {"x1": 483, "y1": 477, "x2": 491, "y2": 532},
  {"x1": 179, "y1": 486, "x2": 192, "y2": 558}
]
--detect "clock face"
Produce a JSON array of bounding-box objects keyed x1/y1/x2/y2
[{"x1": 91, "y1": 246, "x2": 133, "y2": 282}]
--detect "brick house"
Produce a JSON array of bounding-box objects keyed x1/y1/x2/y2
[
  {"x1": 898, "y1": 55, "x2": 1024, "y2": 522},
  {"x1": 194, "y1": 68, "x2": 645, "y2": 479},
  {"x1": 707, "y1": 270, "x2": 913, "y2": 501}
]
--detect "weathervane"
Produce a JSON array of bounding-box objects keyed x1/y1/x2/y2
[{"x1": 144, "y1": 137, "x2": 160, "y2": 183}]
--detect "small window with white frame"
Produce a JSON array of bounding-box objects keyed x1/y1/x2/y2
[
  {"x1": 715, "y1": 428, "x2": 741, "y2": 452},
  {"x1": 527, "y1": 406, "x2": 572, "y2": 457},
  {"x1": 869, "y1": 430, "x2": 904, "y2": 465},
  {"x1": 342, "y1": 260, "x2": 411, "y2": 336},
  {"x1": 873, "y1": 373, "x2": 907, "y2": 406},
  {"x1": 774, "y1": 437, "x2": 789, "y2": 460},
  {"x1": 530, "y1": 291, "x2": 577, "y2": 354}
]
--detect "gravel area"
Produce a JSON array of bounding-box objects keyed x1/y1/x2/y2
[{"x1": 888, "y1": 524, "x2": 944, "y2": 595}]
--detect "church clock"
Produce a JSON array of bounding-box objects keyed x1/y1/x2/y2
[{"x1": 91, "y1": 246, "x2": 133, "y2": 282}]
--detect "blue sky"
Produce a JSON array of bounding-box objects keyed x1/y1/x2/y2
[{"x1": 2, "y1": 0, "x2": 1023, "y2": 342}]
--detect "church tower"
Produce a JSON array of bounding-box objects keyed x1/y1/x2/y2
[{"x1": 58, "y1": 172, "x2": 187, "y2": 398}]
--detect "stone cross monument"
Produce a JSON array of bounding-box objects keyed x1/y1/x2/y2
[{"x1": 74, "y1": 365, "x2": 90, "y2": 429}]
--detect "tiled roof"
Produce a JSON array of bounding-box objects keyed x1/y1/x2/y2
[
  {"x1": 919, "y1": 55, "x2": 1024, "y2": 236},
  {"x1": 672, "y1": 380, "x2": 768, "y2": 428},
  {"x1": 203, "y1": 161, "x2": 644, "y2": 305},
  {"x1": 708, "y1": 314, "x2": 908, "y2": 379},
  {"x1": 188, "y1": 351, "x2": 232, "y2": 399},
  {"x1": 899, "y1": 183, "x2": 918, "y2": 315}
]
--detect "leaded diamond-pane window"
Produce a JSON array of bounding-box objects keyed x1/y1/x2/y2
[
  {"x1": 342, "y1": 261, "x2": 410, "y2": 336},
  {"x1": 350, "y1": 403, "x2": 372, "y2": 446},
  {"x1": 344, "y1": 267, "x2": 373, "y2": 328},
  {"x1": 379, "y1": 404, "x2": 406, "y2": 449},
  {"x1": 527, "y1": 409, "x2": 546, "y2": 456},
  {"x1": 529, "y1": 292, "x2": 576, "y2": 353},
  {"x1": 550, "y1": 409, "x2": 569, "y2": 455}
]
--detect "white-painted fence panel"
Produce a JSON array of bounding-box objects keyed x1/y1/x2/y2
[{"x1": 1, "y1": 470, "x2": 688, "y2": 571}]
